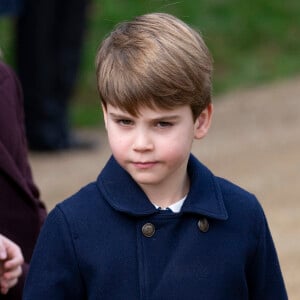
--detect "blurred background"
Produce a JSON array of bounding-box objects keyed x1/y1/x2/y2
[
  {"x1": 1, "y1": 0, "x2": 299, "y2": 298},
  {"x1": 1, "y1": 0, "x2": 300, "y2": 127}
]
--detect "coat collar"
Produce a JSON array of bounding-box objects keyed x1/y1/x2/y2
[{"x1": 97, "y1": 155, "x2": 228, "y2": 220}]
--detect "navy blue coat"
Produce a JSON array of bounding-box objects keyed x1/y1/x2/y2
[{"x1": 23, "y1": 155, "x2": 287, "y2": 299}]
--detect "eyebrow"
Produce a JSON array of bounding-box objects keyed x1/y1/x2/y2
[
  {"x1": 150, "y1": 115, "x2": 181, "y2": 122},
  {"x1": 108, "y1": 112, "x2": 181, "y2": 121}
]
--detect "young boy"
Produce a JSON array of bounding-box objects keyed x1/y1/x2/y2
[{"x1": 23, "y1": 13, "x2": 287, "y2": 299}]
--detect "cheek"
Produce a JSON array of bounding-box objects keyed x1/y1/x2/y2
[
  {"x1": 107, "y1": 130, "x2": 128, "y2": 156},
  {"x1": 160, "y1": 138, "x2": 192, "y2": 160}
]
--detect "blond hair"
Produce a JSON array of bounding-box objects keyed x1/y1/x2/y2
[{"x1": 96, "y1": 13, "x2": 213, "y2": 119}]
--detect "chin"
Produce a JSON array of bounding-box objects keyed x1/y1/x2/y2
[{"x1": 131, "y1": 175, "x2": 161, "y2": 186}]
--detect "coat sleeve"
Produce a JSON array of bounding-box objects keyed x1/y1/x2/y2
[
  {"x1": 247, "y1": 202, "x2": 288, "y2": 300},
  {"x1": 22, "y1": 206, "x2": 85, "y2": 299}
]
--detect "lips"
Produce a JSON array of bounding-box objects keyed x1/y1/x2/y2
[{"x1": 132, "y1": 161, "x2": 157, "y2": 169}]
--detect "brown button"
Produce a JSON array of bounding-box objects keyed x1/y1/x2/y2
[
  {"x1": 142, "y1": 223, "x2": 155, "y2": 237},
  {"x1": 198, "y1": 217, "x2": 209, "y2": 233}
]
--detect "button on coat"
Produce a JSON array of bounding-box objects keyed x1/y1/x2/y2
[
  {"x1": 198, "y1": 217, "x2": 209, "y2": 233},
  {"x1": 142, "y1": 223, "x2": 155, "y2": 237}
]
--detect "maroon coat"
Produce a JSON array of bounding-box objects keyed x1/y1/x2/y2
[{"x1": 0, "y1": 61, "x2": 47, "y2": 299}]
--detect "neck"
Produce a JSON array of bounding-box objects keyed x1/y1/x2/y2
[{"x1": 140, "y1": 173, "x2": 190, "y2": 209}]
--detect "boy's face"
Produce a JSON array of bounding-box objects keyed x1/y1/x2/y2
[{"x1": 103, "y1": 103, "x2": 212, "y2": 192}]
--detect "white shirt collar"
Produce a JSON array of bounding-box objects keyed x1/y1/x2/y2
[{"x1": 153, "y1": 195, "x2": 187, "y2": 213}]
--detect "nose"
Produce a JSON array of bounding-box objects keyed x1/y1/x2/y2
[{"x1": 132, "y1": 129, "x2": 154, "y2": 152}]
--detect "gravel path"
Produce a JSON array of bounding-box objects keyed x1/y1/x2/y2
[{"x1": 29, "y1": 76, "x2": 300, "y2": 298}]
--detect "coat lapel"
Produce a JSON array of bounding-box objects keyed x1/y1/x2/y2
[{"x1": 98, "y1": 155, "x2": 228, "y2": 220}]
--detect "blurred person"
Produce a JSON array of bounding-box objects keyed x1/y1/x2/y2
[
  {"x1": 0, "y1": 0, "x2": 22, "y2": 15},
  {"x1": 0, "y1": 60, "x2": 47, "y2": 299},
  {"x1": 16, "y1": 0, "x2": 92, "y2": 151},
  {"x1": 0, "y1": 234, "x2": 24, "y2": 295}
]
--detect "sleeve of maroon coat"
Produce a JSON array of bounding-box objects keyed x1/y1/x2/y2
[{"x1": 0, "y1": 61, "x2": 47, "y2": 300}]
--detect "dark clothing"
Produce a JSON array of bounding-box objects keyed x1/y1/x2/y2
[
  {"x1": 23, "y1": 155, "x2": 287, "y2": 299},
  {"x1": 15, "y1": 0, "x2": 88, "y2": 150},
  {"x1": 0, "y1": 0, "x2": 23, "y2": 15},
  {"x1": 0, "y1": 61, "x2": 47, "y2": 299}
]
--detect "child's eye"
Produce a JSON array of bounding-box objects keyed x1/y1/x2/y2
[
  {"x1": 117, "y1": 119, "x2": 133, "y2": 126},
  {"x1": 156, "y1": 121, "x2": 173, "y2": 128}
]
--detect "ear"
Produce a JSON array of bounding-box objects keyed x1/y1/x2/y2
[
  {"x1": 101, "y1": 103, "x2": 108, "y2": 129},
  {"x1": 193, "y1": 103, "x2": 213, "y2": 140}
]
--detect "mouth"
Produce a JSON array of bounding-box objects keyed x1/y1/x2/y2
[{"x1": 132, "y1": 161, "x2": 157, "y2": 169}]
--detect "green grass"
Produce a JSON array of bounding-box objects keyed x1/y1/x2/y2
[{"x1": 1, "y1": 0, "x2": 300, "y2": 127}]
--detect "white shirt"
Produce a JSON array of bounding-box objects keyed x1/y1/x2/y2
[{"x1": 153, "y1": 195, "x2": 187, "y2": 213}]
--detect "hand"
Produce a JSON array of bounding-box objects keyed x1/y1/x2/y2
[{"x1": 0, "y1": 234, "x2": 24, "y2": 295}]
